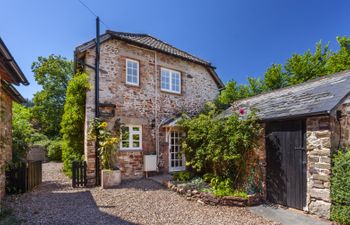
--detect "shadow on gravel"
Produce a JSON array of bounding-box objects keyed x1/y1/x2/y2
[{"x1": 5, "y1": 189, "x2": 138, "y2": 225}]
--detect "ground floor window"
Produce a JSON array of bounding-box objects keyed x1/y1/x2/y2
[
  {"x1": 120, "y1": 125, "x2": 142, "y2": 150},
  {"x1": 168, "y1": 130, "x2": 185, "y2": 172}
]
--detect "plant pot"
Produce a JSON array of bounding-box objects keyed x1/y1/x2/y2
[{"x1": 101, "y1": 169, "x2": 121, "y2": 189}]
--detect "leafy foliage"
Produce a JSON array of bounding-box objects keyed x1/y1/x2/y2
[
  {"x1": 263, "y1": 64, "x2": 288, "y2": 91},
  {"x1": 61, "y1": 72, "x2": 90, "y2": 176},
  {"x1": 12, "y1": 103, "x2": 33, "y2": 161},
  {"x1": 47, "y1": 138, "x2": 63, "y2": 161},
  {"x1": 31, "y1": 55, "x2": 73, "y2": 138},
  {"x1": 285, "y1": 41, "x2": 330, "y2": 85},
  {"x1": 218, "y1": 36, "x2": 350, "y2": 106},
  {"x1": 331, "y1": 150, "x2": 350, "y2": 224},
  {"x1": 12, "y1": 103, "x2": 51, "y2": 161},
  {"x1": 88, "y1": 119, "x2": 120, "y2": 170},
  {"x1": 173, "y1": 171, "x2": 193, "y2": 182},
  {"x1": 179, "y1": 103, "x2": 261, "y2": 189},
  {"x1": 326, "y1": 36, "x2": 350, "y2": 74}
]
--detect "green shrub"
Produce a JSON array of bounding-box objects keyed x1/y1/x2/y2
[
  {"x1": 331, "y1": 150, "x2": 350, "y2": 224},
  {"x1": 173, "y1": 171, "x2": 192, "y2": 182},
  {"x1": 48, "y1": 139, "x2": 63, "y2": 161},
  {"x1": 179, "y1": 103, "x2": 261, "y2": 188},
  {"x1": 209, "y1": 177, "x2": 248, "y2": 198},
  {"x1": 60, "y1": 72, "x2": 90, "y2": 176}
]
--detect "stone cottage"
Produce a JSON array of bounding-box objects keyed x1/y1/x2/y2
[
  {"x1": 75, "y1": 30, "x2": 224, "y2": 185},
  {"x1": 221, "y1": 70, "x2": 350, "y2": 219},
  {"x1": 0, "y1": 38, "x2": 29, "y2": 198}
]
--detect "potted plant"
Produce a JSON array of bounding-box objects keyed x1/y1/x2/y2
[{"x1": 88, "y1": 119, "x2": 121, "y2": 188}]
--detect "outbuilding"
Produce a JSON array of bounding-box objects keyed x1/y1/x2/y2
[
  {"x1": 222, "y1": 70, "x2": 350, "y2": 219},
  {"x1": 0, "y1": 38, "x2": 28, "y2": 198}
]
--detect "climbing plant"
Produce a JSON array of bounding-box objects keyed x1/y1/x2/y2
[
  {"x1": 60, "y1": 72, "x2": 90, "y2": 176},
  {"x1": 179, "y1": 103, "x2": 261, "y2": 190}
]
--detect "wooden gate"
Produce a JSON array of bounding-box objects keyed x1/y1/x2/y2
[
  {"x1": 266, "y1": 119, "x2": 307, "y2": 210},
  {"x1": 5, "y1": 160, "x2": 42, "y2": 194},
  {"x1": 72, "y1": 161, "x2": 87, "y2": 188}
]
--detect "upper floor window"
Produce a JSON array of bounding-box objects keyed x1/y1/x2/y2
[
  {"x1": 120, "y1": 125, "x2": 142, "y2": 150},
  {"x1": 126, "y1": 59, "x2": 139, "y2": 86},
  {"x1": 160, "y1": 68, "x2": 181, "y2": 93},
  {"x1": 161, "y1": 68, "x2": 181, "y2": 94}
]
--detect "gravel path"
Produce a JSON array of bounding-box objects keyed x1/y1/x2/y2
[{"x1": 4, "y1": 162, "x2": 277, "y2": 225}]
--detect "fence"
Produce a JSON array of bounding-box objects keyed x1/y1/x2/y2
[
  {"x1": 72, "y1": 160, "x2": 87, "y2": 188},
  {"x1": 5, "y1": 160, "x2": 42, "y2": 194}
]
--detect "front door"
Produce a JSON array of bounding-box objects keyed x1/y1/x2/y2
[
  {"x1": 266, "y1": 119, "x2": 307, "y2": 210},
  {"x1": 168, "y1": 130, "x2": 185, "y2": 172}
]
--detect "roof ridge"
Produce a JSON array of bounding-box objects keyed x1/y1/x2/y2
[
  {"x1": 144, "y1": 33, "x2": 212, "y2": 65},
  {"x1": 106, "y1": 30, "x2": 148, "y2": 37},
  {"x1": 231, "y1": 69, "x2": 350, "y2": 106},
  {"x1": 106, "y1": 29, "x2": 212, "y2": 65}
]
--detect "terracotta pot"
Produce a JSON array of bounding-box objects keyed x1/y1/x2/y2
[{"x1": 101, "y1": 169, "x2": 121, "y2": 189}]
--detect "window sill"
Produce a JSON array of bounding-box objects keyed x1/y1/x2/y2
[
  {"x1": 120, "y1": 148, "x2": 143, "y2": 151},
  {"x1": 160, "y1": 89, "x2": 182, "y2": 95},
  {"x1": 125, "y1": 82, "x2": 140, "y2": 88}
]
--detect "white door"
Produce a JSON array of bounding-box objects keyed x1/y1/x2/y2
[{"x1": 168, "y1": 130, "x2": 185, "y2": 172}]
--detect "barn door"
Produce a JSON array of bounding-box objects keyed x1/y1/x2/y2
[{"x1": 266, "y1": 119, "x2": 306, "y2": 210}]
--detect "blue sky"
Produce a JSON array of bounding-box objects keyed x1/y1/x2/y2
[{"x1": 1, "y1": 0, "x2": 349, "y2": 99}]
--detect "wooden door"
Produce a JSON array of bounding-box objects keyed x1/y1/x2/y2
[{"x1": 266, "y1": 119, "x2": 306, "y2": 210}]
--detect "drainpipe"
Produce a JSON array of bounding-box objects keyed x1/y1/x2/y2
[
  {"x1": 154, "y1": 51, "x2": 160, "y2": 171},
  {"x1": 95, "y1": 16, "x2": 100, "y2": 186}
]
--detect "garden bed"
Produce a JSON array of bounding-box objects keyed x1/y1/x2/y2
[{"x1": 163, "y1": 179, "x2": 261, "y2": 207}]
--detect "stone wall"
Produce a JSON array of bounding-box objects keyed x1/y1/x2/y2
[
  {"x1": 0, "y1": 88, "x2": 13, "y2": 198},
  {"x1": 83, "y1": 39, "x2": 220, "y2": 182},
  {"x1": 255, "y1": 125, "x2": 266, "y2": 200},
  {"x1": 306, "y1": 116, "x2": 332, "y2": 218},
  {"x1": 331, "y1": 97, "x2": 350, "y2": 149}
]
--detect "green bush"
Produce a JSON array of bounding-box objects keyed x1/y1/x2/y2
[
  {"x1": 210, "y1": 178, "x2": 248, "y2": 198},
  {"x1": 179, "y1": 103, "x2": 261, "y2": 188},
  {"x1": 48, "y1": 139, "x2": 63, "y2": 161},
  {"x1": 331, "y1": 150, "x2": 350, "y2": 224},
  {"x1": 173, "y1": 171, "x2": 193, "y2": 182},
  {"x1": 60, "y1": 72, "x2": 90, "y2": 176}
]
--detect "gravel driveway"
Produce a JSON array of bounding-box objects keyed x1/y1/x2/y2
[{"x1": 4, "y1": 162, "x2": 276, "y2": 225}]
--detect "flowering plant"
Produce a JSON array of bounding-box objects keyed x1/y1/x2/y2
[{"x1": 88, "y1": 119, "x2": 120, "y2": 170}]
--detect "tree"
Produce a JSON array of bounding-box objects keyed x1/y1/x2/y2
[
  {"x1": 285, "y1": 41, "x2": 331, "y2": 85},
  {"x1": 61, "y1": 72, "x2": 90, "y2": 176},
  {"x1": 217, "y1": 80, "x2": 250, "y2": 105},
  {"x1": 246, "y1": 77, "x2": 264, "y2": 96},
  {"x1": 326, "y1": 36, "x2": 350, "y2": 73},
  {"x1": 12, "y1": 103, "x2": 33, "y2": 161},
  {"x1": 263, "y1": 64, "x2": 288, "y2": 91},
  {"x1": 31, "y1": 55, "x2": 73, "y2": 138}
]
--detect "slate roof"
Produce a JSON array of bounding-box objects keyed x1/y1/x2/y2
[
  {"x1": 75, "y1": 30, "x2": 224, "y2": 87},
  {"x1": 0, "y1": 38, "x2": 29, "y2": 85},
  {"x1": 0, "y1": 38, "x2": 28, "y2": 103},
  {"x1": 221, "y1": 70, "x2": 350, "y2": 121}
]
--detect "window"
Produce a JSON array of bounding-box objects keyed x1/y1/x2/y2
[
  {"x1": 126, "y1": 59, "x2": 139, "y2": 86},
  {"x1": 161, "y1": 68, "x2": 181, "y2": 93},
  {"x1": 120, "y1": 125, "x2": 142, "y2": 150}
]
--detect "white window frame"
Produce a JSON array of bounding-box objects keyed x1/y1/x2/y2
[
  {"x1": 168, "y1": 129, "x2": 185, "y2": 172},
  {"x1": 125, "y1": 58, "x2": 140, "y2": 86},
  {"x1": 120, "y1": 125, "x2": 142, "y2": 150},
  {"x1": 160, "y1": 67, "x2": 181, "y2": 94}
]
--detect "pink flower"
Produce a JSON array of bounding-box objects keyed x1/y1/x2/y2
[{"x1": 239, "y1": 108, "x2": 245, "y2": 115}]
